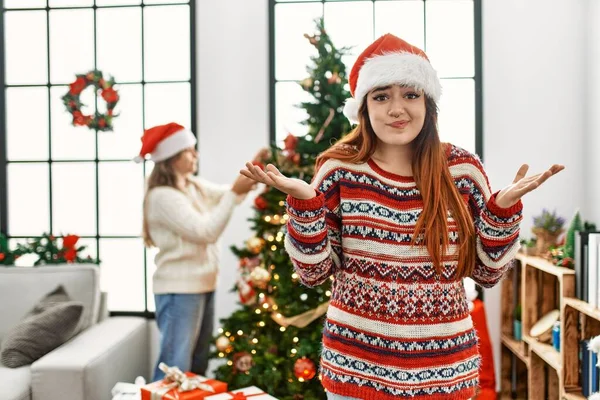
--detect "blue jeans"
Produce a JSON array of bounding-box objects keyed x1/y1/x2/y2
[{"x1": 153, "y1": 292, "x2": 215, "y2": 381}]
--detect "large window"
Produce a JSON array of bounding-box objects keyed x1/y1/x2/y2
[
  {"x1": 0, "y1": 0, "x2": 196, "y2": 314},
  {"x1": 269, "y1": 0, "x2": 482, "y2": 154}
]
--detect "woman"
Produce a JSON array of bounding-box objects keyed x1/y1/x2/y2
[
  {"x1": 137, "y1": 122, "x2": 259, "y2": 380},
  {"x1": 240, "y1": 35, "x2": 563, "y2": 399}
]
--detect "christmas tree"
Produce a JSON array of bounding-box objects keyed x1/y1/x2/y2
[{"x1": 210, "y1": 19, "x2": 351, "y2": 399}]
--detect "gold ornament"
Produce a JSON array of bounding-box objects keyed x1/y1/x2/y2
[
  {"x1": 246, "y1": 237, "x2": 266, "y2": 254},
  {"x1": 250, "y1": 266, "x2": 271, "y2": 289},
  {"x1": 216, "y1": 335, "x2": 232, "y2": 352},
  {"x1": 300, "y1": 77, "x2": 313, "y2": 91},
  {"x1": 327, "y1": 72, "x2": 341, "y2": 84}
]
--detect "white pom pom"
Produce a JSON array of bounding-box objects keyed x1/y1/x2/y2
[
  {"x1": 588, "y1": 392, "x2": 600, "y2": 400},
  {"x1": 343, "y1": 98, "x2": 360, "y2": 125},
  {"x1": 588, "y1": 335, "x2": 600, "y2": 353},
  {"x1": 464, "y1": 277, "x2": 478, "y2": 302}
]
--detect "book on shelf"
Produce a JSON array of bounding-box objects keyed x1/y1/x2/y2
[{"x1": 574, "y1": 231, "x2": 600, "y2": 305}]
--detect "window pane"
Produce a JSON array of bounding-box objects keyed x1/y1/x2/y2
[
  {"x1": 425, "y1": 0, "x2": 474, "y2": 78},
  {"x1": 144, "y1": 5, "x2": 190, "y2": 81},
  {"x1": 437, "y1": 78, "x2": 475, "y2": 153},
  {"x1": 52, "y1": 162, "x2": 97, "y2": 236},
  {"x1": 144, "y1": 83, "x2": 191, "y2": 129},
  {"x1": 49, "y1": 9, "x2": 95, "y2": 84},
  {"x1": 50, "y1": 87, "x2": 96, "y2": 160},
  {"x1": 97, "y1": 8, "x2": 142, "y2": 83},
  {"x1": 4, "y1": 11, "x2": 48, "y2": 85},
  {"x1": 100, "y1": 238, "x2": 145, "y2": 312},
  {"x1": 275, "y1": 82, "x2": 312, "y2": 143},
  {"x1": 274, "y1": 3, "x2": 323, "y2": 81},
  {"x1": 7, "y1": 163, "x2": 50, "y2": 236},
  {"x1": 49, "y1": 0, "x2": 93, "y2": 7},
  {"x1": 98, "y1": 85, "x2": 143, "y2": 160},
  {"x1": 146, "y1": 246, "x2": 159, "y2": 312},
  {"x1": 375, "y1": 1, "x2": 425, "y2": 50},
  {"x1": 99, "y1": 162, "x2": 144, "y2": 236},
  {"x1": 5, "y1": 0, "x2": 45, "y2": 8},
  {"x1": 97, "y1": 0, "x2": 141, "y2": 5},
  {"x1": 6, "y1": 88, "x2": 49, "y2": 161},
  {"x1": 324, "y1": 2, "x2": 374, "y2": 74}
]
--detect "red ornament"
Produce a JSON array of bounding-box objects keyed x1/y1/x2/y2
[
  {"x1": 0, "y1": 253, "x2": 5, "y2": 261},
  {"x1": 63, "y1": 234, "x2": 79, "y2": 248},
  {"x1": 283, "y1": 133, "x2": 299, "y2": 153},
  {"x1": 254, "y1": 196, "x2": 268, "y2": 210},
  {"x1": 294, "y1": 357, "x2": 316, "y2": 380},
  {"x1": 233, "y1": 351, "x2": 254, "y2": 373}
]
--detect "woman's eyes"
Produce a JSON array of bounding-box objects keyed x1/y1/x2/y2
[{"x1": 372, "y1": 92, "x2": 420, "y2": 101}]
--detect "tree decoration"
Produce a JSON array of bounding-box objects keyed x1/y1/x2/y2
[{"x1": 294, "y1": 357, "x2": 317, "y2": 380}]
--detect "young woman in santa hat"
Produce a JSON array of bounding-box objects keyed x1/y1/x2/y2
[
  {"x1": 241, "y1": 34, "x2": 564, "y2": 399},
  {"x1": 137, "y1": 122, "x2": 261, "y2": 381}
]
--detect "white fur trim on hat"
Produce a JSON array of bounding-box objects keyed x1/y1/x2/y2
[
  {"x1": 344, "y1": 52, "x2": 441, "y2": 124},
  {"x1": 150, "y1": 128, "x2": 197, "y2": 163},
  {"x1": 343, "y1": 98, "x2": 361, "y2": 125}
]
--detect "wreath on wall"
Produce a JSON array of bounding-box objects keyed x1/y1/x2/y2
[{"x1": 62, "y1": 70, "x2": 119, "y2": 132}]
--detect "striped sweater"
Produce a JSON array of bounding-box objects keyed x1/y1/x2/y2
[{"x1": 284, "y1": 144, "x2": 522, "y2": 399}]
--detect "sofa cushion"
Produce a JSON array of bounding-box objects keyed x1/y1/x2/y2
[
  {"x1": 0, "y1": 364, "x2": 31, "y2": 400},
  {"x1": 0, "y1": 265, "x2": 100, "y2": 341},
  {"x1": 1, "y1": 286, "x2": 83, "y2": 368}
]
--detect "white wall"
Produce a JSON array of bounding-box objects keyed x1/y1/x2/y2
[
  {"x1": 586, "y1": 0, "x2": 600, "y2": 225},
  {"x1": 482, "y1": 0, "x2": 588, "y2": 389}
]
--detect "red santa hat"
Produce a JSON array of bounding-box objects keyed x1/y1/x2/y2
[
  {"x1": 133, "y1": 122, "x2": 196, "y2": 163},
  {"x1": 343, "y1": 33, "x2": 442, "y2": 124}
]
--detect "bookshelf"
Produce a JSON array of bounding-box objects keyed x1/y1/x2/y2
[{"x1": 500, "y1": 253, "x2": 600, "y2": 399}]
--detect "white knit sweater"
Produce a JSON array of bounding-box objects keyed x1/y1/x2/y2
[{"x1": 145, "y1": 177, "x2": 244, "y2": 294}]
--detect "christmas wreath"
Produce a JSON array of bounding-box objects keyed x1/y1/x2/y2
[{"x1": 62, "y1": 70, "x2": 119, "y2": 132}]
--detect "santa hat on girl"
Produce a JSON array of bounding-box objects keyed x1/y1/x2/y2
[
  {"x1": 343, "y1": 34, "x2": 442, "y2": 124},
  {"x1": 133, "y1": 122, "x2": 196, "y2": 163}
]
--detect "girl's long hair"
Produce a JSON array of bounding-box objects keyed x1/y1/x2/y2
[
  {"x1": 142, "y1": 153, "x2": 181, "y2": 247},
  {"x1": 316, "y1": 96, "x2": 476, "y2": 278}
]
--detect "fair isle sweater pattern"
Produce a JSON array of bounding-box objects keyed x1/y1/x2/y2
[{"x1": 284, "y1": 144, "x2": 522, "y2": 400}]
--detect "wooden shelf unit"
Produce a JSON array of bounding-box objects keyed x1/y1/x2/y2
[{"x1": 500, "y1": 253, "x2": 600, "y2": 399}]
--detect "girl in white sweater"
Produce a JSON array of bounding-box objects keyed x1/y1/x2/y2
[{"x1": 136, "y1": 122, "x2": 258, "y2": 380}]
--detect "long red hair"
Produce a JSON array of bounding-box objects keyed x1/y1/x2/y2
[{"x1": 316, "y1": 97, "x2": 476, "y2": 278}]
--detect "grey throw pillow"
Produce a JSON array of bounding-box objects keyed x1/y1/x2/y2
[{"x1": 0, "y1": 285, "x2": 83, "y2": 368}]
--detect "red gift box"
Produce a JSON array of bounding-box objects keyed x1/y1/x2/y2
[{"x1": 141, "y1": 372, "x2": 227, "y2": 400}]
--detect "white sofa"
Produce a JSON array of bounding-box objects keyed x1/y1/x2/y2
[{"x1": 0, "y1": 265, "x2": 149, "y2": 400}]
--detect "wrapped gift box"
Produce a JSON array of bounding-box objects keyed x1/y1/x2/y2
[
  {"x1": 205, "y1": 386, "x2": 278, "y2": 400},
  {"x1": 141, "y1": 372, "x2": 227, "y2": 400}
]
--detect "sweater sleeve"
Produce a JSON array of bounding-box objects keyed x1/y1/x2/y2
[
  {"x1": 284, "y1": 160, "x2": 343, "y2": 287},
  {"x1": 148, "y1": 187, "x2": 239, "y2": 244},
  {"x1": 462, "y1": 152, "x2": 523, "y2": 288}
]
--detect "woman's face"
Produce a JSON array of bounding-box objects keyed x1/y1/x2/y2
[
  {"x1": 366, "y1": 84, "x2": 426, "y2": 147},
  {"x1": 172, "y1": 147, "x2": 198, "y2": 176}
]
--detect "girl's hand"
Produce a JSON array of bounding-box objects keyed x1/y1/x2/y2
[
  {"x1": 240, "y1": 163, "x2": 316, "y2": 200},
  {"x1": 496, "y1": 164, "x2": 565, "y2": 208}
]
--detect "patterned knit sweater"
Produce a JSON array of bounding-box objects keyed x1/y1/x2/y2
[{"x1": 284, "y1": 144, "x2": 522, "y2": 400}]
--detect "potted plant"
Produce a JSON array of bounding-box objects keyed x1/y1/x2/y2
[
  {"x1": 513, "y1": 304, "x2": 522, "y2": 341},
  {"x1": 532, "y1": 209, "x2": 565, "y2": 256},
  {"x1": 519, "y1": 237, "x2": 537, "y2": 256}
]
